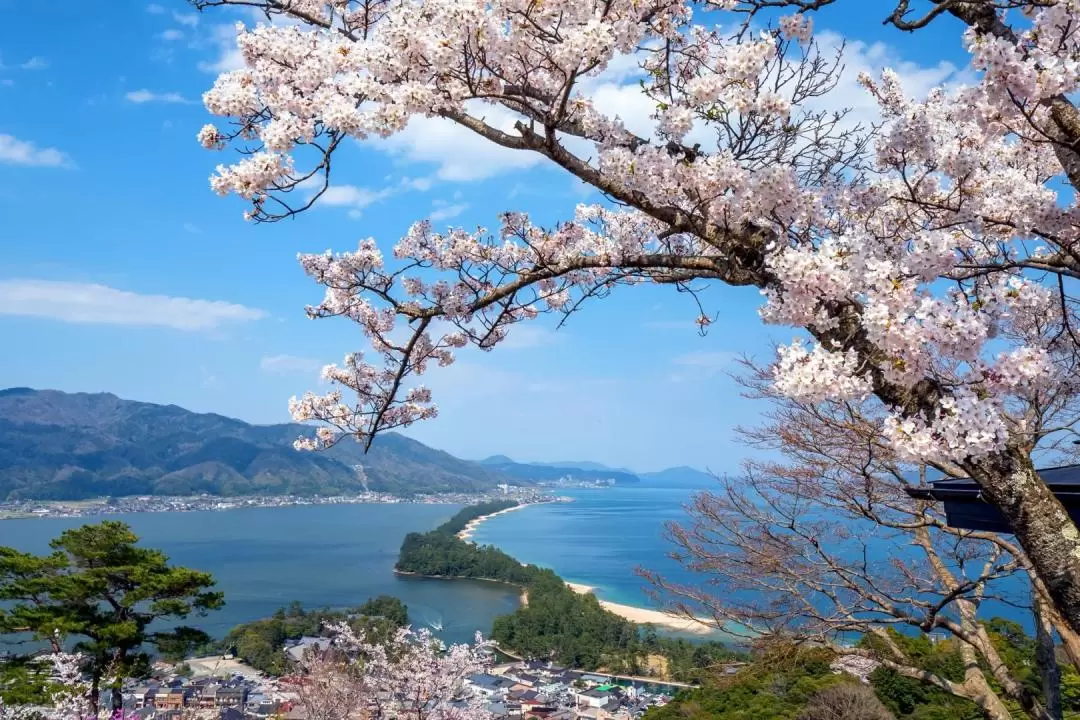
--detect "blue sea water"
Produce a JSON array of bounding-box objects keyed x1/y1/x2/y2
[
  {"x1": 0, "y1": 480, "x2": 1037, "y2": 650},
  {"x1": 471, "y1": 481, "x2": 712, "y2": 609},
  {"x1": 472, "y1": 478, "x2": 1035, "y2": 631},
  {"x1": 0, "y1": 503, "x2": 520, "y2": 645}
]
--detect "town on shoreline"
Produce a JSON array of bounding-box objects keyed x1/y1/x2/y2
[{"x1": 0, "y1": 488, "x2": 575, "y2": 521}]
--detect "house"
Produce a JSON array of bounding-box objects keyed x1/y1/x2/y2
[
  {"x1": 285, "y1": 636, "x2": 333, "y2": 663},
  {"x1": 572, "y1": 689, "x2": 613, "y2": 709},
  {"x1": 198, "y1": 683, "x2": 221, "y2": 709},
  {"x1": 486, "y1": 701, "x2": 510, "y2": 718},
  {"x1": 508, "y1": 689, "x2": 547, "y2": 713},
  {"x1": 217, "y1": 686, "x2": 248, "y2": 707},
  {"x1": 219, "y1": 709, "x2": 246, "y2": 720},
  {"x1": 579, "y1": 674, "x2": 610, "y2": 686},
  {"x1": 158, "y1": 688, "x2": 187, "y2": 710},
  {"x1": 130, "y1": 685, "x2": 157, "y2": 709},
  {"x1": 467, "y1": 673, "x2": 515, "y2": 697},
  {"x1": 516, "y1": 673, "x2": 540, "y2": 687},
  {"x1": 537, "y1": 680, "x2": 566, "y2": 697}
]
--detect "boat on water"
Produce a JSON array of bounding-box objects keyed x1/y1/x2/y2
[{"x1": 429, "y1": 620, "x2": 444, "y2": 632}]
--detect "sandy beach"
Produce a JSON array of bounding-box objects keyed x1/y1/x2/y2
[
  {"x1": 457, "y1": 503, "x2": 536, "y2": 542},
  {"x1": 565, "y1": 582, "x2": 715, "y2": 635}
]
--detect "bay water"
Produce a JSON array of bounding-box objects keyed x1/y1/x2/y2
[
  {"x1": 0, "y1": 503, "x2": 520, "y2": 645},
  {"x1": 0, "y1": 477, "x2": 1034, "y2": 648}
]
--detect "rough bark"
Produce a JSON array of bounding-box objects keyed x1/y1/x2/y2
[{"x1": 966, "y1": 452, "x2": 1080, "y2": 638}]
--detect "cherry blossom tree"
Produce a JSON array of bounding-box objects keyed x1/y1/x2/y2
[
  {"x1": 643, "y1": 361, "x2": 1077, "y2": 719},
  {"x1": 191, "y1": 0, "x2": 1080, "y2": 632},
  {"x1": 292, "y1": 623, "x2": 492, "y2": 720},
  {"x1": 0, "y1": 651, "x2": 95, "y2": 720}
]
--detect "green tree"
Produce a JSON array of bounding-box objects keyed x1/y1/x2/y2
[{"x1": 0, "y1": 521, "x2": 224, "y2": 715}]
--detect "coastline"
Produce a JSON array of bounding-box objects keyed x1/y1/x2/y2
[
  {"x1": 456, "y1": 501, "x2": 542, "y2": 542},
  {"x1": 0, "y1": 492, "x2": 549, "y2": 522},
  {"x1": 450, "y1": 499, "x2": 718, "y2": 636},
  {"x1": 564, "y1": 582, "x2": 715, "y2": 636}
]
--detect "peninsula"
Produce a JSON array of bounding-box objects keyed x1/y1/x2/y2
[
  {"x1": 456, "y1": 500, "x2": 552, "y2": 542},
  {"x1": 396, "y1": 502, "x2": 735, "y2": 681}
]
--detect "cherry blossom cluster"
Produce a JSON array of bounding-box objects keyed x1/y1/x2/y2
[
  {"x1": 197, "y1": 0, "x2": 1080, "y2": 467},
  {"x1": 297, "y1": 623, "x2": 492, "y2": 720},
  {"x1": 778, "y1": 14, "x2": 813, "y2": 44},
  {"x1": 773, "y1": 341, "x2": 870, "y2": 403},
  {"x1": 0, "y1": 651, "x2": 94, "y2": 720}
]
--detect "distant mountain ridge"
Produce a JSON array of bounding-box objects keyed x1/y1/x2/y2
[
  {"x1": 479, "y1": 455, "x2": 641, "y2": 484},
  {"x1": 0, "y1": 388, "x2": 510, "y2": 501}
]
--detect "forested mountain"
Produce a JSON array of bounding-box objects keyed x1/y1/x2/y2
[
  {"x1": 478, "y1": 455, "x2": 641, "y2": 484},
  {"x1": 0, "y1": 388, "x2": 511, "y2": 500}
]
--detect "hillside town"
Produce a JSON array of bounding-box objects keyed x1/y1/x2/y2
[{"x1": 81, "y1": 647, "x2": 708, "y2": 720}]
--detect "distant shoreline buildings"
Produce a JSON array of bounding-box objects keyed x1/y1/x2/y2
[{"x1": 0, "y1": 487, "x2": 582, "y2": 521}]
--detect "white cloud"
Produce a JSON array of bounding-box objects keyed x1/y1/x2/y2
[
  {"x1": 19, "y1": 57, "x2": 47, "y2": 71},
  {"x1": 182, "y1": 222, "x2": 201, "y2": 234},
  {"x1": 173, "y1": 11, "x2": 199, "y2": 27},
  {"x1": 125, "y1": 89, "x2": 191, "y2": 104},
  {"x1": 260, "y1": 354, "x2": 324, "y2": 375},
  {"x1": 377, "y1": 101, "x2": 542, "y2": 181},
  {"x1": 0, "y1": 134, "x2": 70, "y2": 168},
  {"x1": 146, "y1": 3, "x2": 166, "y2": 13},
  {"x1": 807, "y1": 31, "x2": 959, "y2": 131},
  {"x1": 320, "y1": 184, "x2": 395, "y2": 209},
  {"x1": 0, "y1": 279, "x2": 267, "y2": 331},
  {"x1": 198, "y1": 24, "x2": 245, "y2": 73},
  {"x1": 160, "y1": 29, "x2": 185, "y2": 41},
  {"x1": 429, "y1": 202, "x2": 468, "y2": 222},
  {"x1": 309, "y1": 175, "x2": 433, "y2": 216},
  {"x1": 0, "y1": 79, "x2": 12, "y2": 88}
]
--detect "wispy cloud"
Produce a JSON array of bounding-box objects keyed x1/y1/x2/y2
[
  {"x1": 125, "y1": 89, "x2": 192, "y2": 104},
  {"x1": 146, "y1": 3, "x2": 166, "y2": 13},
  {"x1": 198, "y1": 24, "x2": 244, "y2": 73},
  {"x1": 308, "y1": 175, "x2": 433, "y2": 218},
  {"x1": 173, "y1": 11, "x2": 199, "y2": 27},
  {"x1": 429, "y1": 201, "x2": 468, "y2": 222},
  {"x1": 182, "y1": 222, "x2": 201, "y2": 234},
  {"x1": 0, "y1": 134, "x2": 71, "y2": 168},
  {"x1": 160, "y1": 29, "x2": 184, "y2": 41},
  {"x1": 260, "y1": 354, "x2": 324, "y2": 375},
  {"x1": 0, "y1": 279, "x2": 267, "y2": 331},
  {"x1": 377, "y1": 100, "x2": 541, "y2": 181},
  {"x1": 19, "y1": 57, "x2": 47, "y2": 71}
]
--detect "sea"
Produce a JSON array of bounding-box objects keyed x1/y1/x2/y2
[
  {"x1": 0, "y1": 476, "x2": 1035, "y2": 646},
  {"x1": 0, "y1": 503, "x2": 521, "y2": 646}
]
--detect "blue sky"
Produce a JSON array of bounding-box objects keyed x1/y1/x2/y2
[{"x1": 0, "y1": 1, "x2": 971, "y2": 472}]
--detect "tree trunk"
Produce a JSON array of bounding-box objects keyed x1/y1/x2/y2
[
  {"x1": 1034, "y1": 593, "x2": 1064, "y2": 720},
  {"x1": 111, "y1": 678, "x2": 123, "y2": 717},
  {"x1": 958, "y1": 644, "x2": 1016, "y2": 720},
  {"x1": 967, "y1": 452, "x2": 1080, "y2": 637},
  {"x1": 89, "y1": 675, "x2": 100, "y2": 719}
]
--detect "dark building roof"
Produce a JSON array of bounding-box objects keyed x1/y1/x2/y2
[{"x1": 905, "y1": 464, "x2": 1080, "y2": 533}]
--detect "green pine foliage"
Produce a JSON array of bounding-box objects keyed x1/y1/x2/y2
[
  {"x1": 645, "y1": 648, "x2": 849, "y2": 720},
  {"x1": 0, "y1": 521, "x2": 224, "y2": 714},
  {"x1": 219, "y1": 596, "x2": 409, "y2": 675}
]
